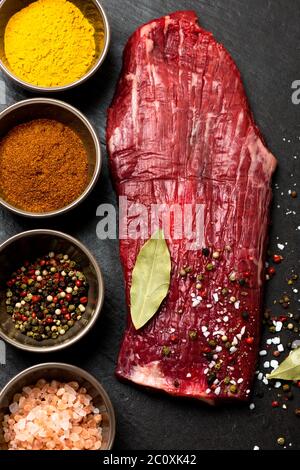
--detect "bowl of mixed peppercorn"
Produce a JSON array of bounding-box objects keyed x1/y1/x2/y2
[{"x1": 0, "y1": 229, "x2": 104, "y2": 352}]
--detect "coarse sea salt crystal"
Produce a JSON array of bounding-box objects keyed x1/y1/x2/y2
[
  {"x1": 215, "y1": 346, "x2": 222, "y2": 353},
  {"x1": 203, "y1": 331, "x2": 210, "y2": 338},
  {"x1": 259, "y1": 350, "x2": 267, "y2": 356},
  {"x1": 201, "y1": 326, "x2": 208, "y2": 333},
  {"x1": 263, "y1": 377, "x2": 268, "y2": 385},
  {"x1": 230, "y1": 346, "x2": 237, "y2": 354},
  {"x1": 278, "y1": 344, "x2": 284, "y2": 352},
  {"x1": 249, "y1": 403, "x2": 255, "y2": 410},
  {"x1": 274, "y1": 381, "x2": 281, "y2": 389},
  {"x1": 275, "y1": 322, "x2": 283, "y2": 332},
  {"x1": 263, "y1": 361, "x2": 270, "y2": 368},
  {"x1": 270, "y1": 360, "x2": 279, "y2": 370},
  {"x1": 204, "y1": 368, "x2": 209, "y2": 375},
  {"x1": 214, "y1": 386, "x2": 221, "y2": 395},
  {"x1": 237, "y1": 378, "x2": 243, "y2": 384},
  {"x1": 258, "y1": 372, "x2": 263, "y2": 380},
  {"x1": 223, "y1": 316, "x2": 229, "y2": 322},
  {"x1": 234, "y1": 301, "x2": 240, "y2": 310},
  {"x1": 277, "y1": 243, "x2": 285, "y2": 250},
  {"x1": 213, "y1": 293, "x2": 219, "y2": 302},
  {"x1": 205, "y1": 389, "x2": 211, "y2": 394},
  {"x1": 213, "y1": 330, "x2": 225, "y2": 336},
  {"x1": 273, "y1": 337, "x2": 281, "y2": 345},
  {"x1": 253, "y1": 446, "x2": 260, "y2": 450}
]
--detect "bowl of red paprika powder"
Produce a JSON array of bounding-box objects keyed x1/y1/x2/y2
[
  {"x1": 0, "y1": 229, "x2": 104, "y2": 352},
  {"x1": 0, "y1": 98, "x2": 102, "y2": 217}
]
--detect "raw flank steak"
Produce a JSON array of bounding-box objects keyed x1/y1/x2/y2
[{"x1": 107, "y1": 11, "x2": 277, "y2": 403}]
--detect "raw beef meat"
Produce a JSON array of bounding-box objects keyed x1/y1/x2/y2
[{"x1": 107, "y1": 11, "x2": 277, "y2": 403}]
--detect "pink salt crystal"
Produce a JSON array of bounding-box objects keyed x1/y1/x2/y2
[
  {"x1": 70, "y1": 433, "x2": 80, "y2": 442},
  {"x1": 84, "y1": 439, "x2": 94, "y2": 450},
  {"x1": 94, "y1": 440, "x2": 102, "y2": 450},
  {"x1": 3, "y1": 379, "x2": 103, "y2": 451},
  {"x1": 36, "y1": 379, "x2": 46, "y2": 388},
  {"x1": 68, "y1": 381, "x2": 79, "y2": 391},
  {"x1": 9, "y1": 402, "x2": 19, "y2": 414},
  {"x1": 64, "y1": 384, "x2": 76, "y2": 395}
]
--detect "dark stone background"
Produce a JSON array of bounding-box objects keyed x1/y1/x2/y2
[{"x1": 0, "y1": 0, "x2": 299, "y2": 450}]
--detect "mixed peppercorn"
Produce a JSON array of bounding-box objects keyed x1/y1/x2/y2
[{"x1": 6, "y1": 252, "x2": 89, "y2": 341}]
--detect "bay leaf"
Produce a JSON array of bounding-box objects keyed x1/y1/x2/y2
[
  {"x1": 130, "y1": 229, "x2": 171, "y2": 330},
  {"x1": 267, "y1": 347, "x2": 300, "y2": 380}
]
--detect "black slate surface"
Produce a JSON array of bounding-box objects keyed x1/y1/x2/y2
[{"x1": 0, "y1": 0, "x2": 299, "y2": 451}]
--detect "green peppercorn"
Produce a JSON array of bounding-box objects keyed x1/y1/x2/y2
[
  {"x1": 277, "y1": 437, "x2": 285, "y2": 446},
  {"x1": 162, "y1": 346, "x2": 171, "y2": 357},
  {"x1": 229, "y1": 384, "x2": 237, "y2": 394},
  {"x1": 206, "y1": 263, "x2": 215, "y2": 271},
  {"x1": 189, "y1": 330, "x2": 198, "y2": 340}
]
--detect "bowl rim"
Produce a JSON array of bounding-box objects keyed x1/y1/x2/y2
[
  {"x1": 0, "y1": 229, "x2": 105, "y2": 353},
  {"x1": 0, "y1": 97, "x2": 102, "y2": 218},
  {"x1": 0, "y1": 0, "x2": 111, "y2": 92},
  {"x1": 0, "y1": 362, "x2": 116, "y2": 450}
]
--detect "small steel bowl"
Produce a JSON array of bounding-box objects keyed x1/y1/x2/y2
[
  {"x1": 0, "y1": 229, "x2": 104, "y2": 353},
  {"x1": 0, "y1": 98, "x2": 101, "y2": 218},
  {"x1": 0, "y1": 363, "x2": 116, "y2": 450},
  {"x1": 0, "y1": 0, "x2": 110, "y2": 92}
]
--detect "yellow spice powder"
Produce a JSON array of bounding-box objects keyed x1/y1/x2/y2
[{"x1": 4, "y1": 0, "x2": 97, "y2": 87}]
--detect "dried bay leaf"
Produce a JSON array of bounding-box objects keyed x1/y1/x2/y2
[
  {"x1": 267, "y1": 347, "x2": 300, "y2": 380},
  {"x1": 130, "y1": 229, "x2": 171, "y2": 330}
]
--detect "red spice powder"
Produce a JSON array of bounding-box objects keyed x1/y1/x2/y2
[{"x1": 0, "y1": 119, "x2": 89, "y2": 213}]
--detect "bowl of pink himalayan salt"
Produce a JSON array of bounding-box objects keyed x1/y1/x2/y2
[{"x1": 0, "y1": 363, "x2": 115, "y2": 450}]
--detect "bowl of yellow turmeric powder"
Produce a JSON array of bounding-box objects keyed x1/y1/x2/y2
[{"x1": 0, "y1": 0, "x2": 110, "y2": 92}]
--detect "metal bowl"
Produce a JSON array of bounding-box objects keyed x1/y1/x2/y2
[
  {"x1": 0, "y1": 98, "x2": 101, "y2": 218},
  {"x1": 0, "y1": 229, "x2": 104, "y2": 353},
  {"x1": 0, "y1": 0, "x2": 110, "y2": 92},
  {"x1": 0, "y1": 363, "x2": 116, "y2": 450}
]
